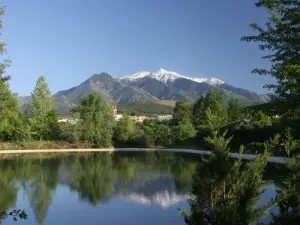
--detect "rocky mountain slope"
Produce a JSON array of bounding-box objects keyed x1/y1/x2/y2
[{"x1": 18, "y1": 69, "x2": 268, "y2": 114}]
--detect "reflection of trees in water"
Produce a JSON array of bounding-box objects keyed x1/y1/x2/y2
[
  {"x1": 0, "y1": 161, "x2": 18, "y2": 224},
  {"x1": 0, "y1": 158, "x2": 60, "y2": 225},
  {"x1": 2, "y1": 151, "x2": 300, "y2": 224},
  {"x1": 22, "y1": 159, "x2": 60, "y2": 225},
  {"x1": 0, "y1": 152, "x2": 199, "y2": 223},
  {"x1": 65, "y1": 153, "x2": 117, "y2": 205},
  {"x1": 172, "y1": 157, "x2": 197, "y2": 193}
]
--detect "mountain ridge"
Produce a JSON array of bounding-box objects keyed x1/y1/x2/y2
[
  {"x1": 119, "y1": 68, "x2": 225, "y2": 85},
  {"x1": 18, "y1": 69, "x2": 268, "y2": 114}
]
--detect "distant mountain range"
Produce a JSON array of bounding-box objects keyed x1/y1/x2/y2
[{"x1": 18, "y1": 69, "x2": 268, "y2": 114}]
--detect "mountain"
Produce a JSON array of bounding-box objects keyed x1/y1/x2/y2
[
  {"x1": 18, "y1": 69, "x2": 268, "y2": 114},
  {"x1": 117, "y1": 101, "x2": 174, "y2": 116},
  {"x1": 119, "y1": 69, "x2": 266, "y2": 104}
]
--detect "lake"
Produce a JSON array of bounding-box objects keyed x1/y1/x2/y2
[{"x1": 0, "y1": 152, "x2": 279, "y2": 225}]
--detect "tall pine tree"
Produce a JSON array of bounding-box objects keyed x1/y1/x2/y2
[
  {"x1": 227, "y1": 97, "x2": 244, "y2": 123},
  {"x1": 26, "y1": 75, "x2": 59, "y2": 140}
]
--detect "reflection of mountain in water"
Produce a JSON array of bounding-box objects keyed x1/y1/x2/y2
[
  {"x1": 120, "y1": 191, "x2": 190, "y2": 208},
  {"x1": 59, "y1": 168, "x2": 191, "y2": 208},
  {"x1": 115, "y1": 172, "x2": 190, "y2": 208}
]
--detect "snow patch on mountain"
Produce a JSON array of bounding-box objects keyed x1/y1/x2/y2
[{"x1": 120, "y1": 68, "x2": 225, "y2": 86}]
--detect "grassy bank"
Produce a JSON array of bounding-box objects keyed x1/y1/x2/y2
[{"x1": 0, "y1": 141, "x2": 88, "y2": 150}]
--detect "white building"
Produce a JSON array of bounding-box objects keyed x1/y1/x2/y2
[{"x1": 156, "y1": 115, "x2": 172, "y2": 121}]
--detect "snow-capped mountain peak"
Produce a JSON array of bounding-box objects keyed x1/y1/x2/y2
[{"x1": 120, "y1": 69, "x2": 225, "y2": 85}]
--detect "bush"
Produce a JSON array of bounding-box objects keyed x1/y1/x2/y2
[{"x1": 245, "y1": 142, "x2": 265, "y2": 154}]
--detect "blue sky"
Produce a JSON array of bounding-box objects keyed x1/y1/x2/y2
[{"x1": 2, "y1": 0, "x2": 272, "y2": 96}]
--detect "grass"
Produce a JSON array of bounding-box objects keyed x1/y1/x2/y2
[
  {"x1": 153, "y1": 100, "x2": 176, "y2": 107},
  {"x1": 0, "y1": 141, "x2": 87, "y2": 150}
]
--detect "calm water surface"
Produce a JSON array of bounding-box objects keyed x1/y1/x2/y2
[{"x1": 0, "y1": 152, "x2": 278, "y2": 225}]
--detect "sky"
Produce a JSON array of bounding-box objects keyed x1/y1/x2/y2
[{"x1": 2, "y1": 0, "x2": 273, "y2": 96}]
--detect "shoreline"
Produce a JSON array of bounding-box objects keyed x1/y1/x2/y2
[{"x1": 0, "y1": 148, "x2": 287, "y2": 164}]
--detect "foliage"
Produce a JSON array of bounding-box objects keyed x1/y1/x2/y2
[
  {"x1": 242, "y1": 0, "x2": 300, "y2": 119},
  {"x1": 174, "y1": 118, "x2": 197, "y2": 142},
  {"x1": 59, "y1": 113, "x2": 81, "y2": 144},
  {"x1": 227, "y1": 97, "x2": 244, "y2": 123},
  {"x1": 271, "y1": 159, "x2": 300, "y2": 225},
  {"x1": 0, "y1": 6, "x2": 27, "y2": 142},
  {"x1": 134, "y1": 120, "x2": 174, "y2": 147},
  {"x1": 172, "y1": 100, "x2": 191, "y2": 125},
  {"x1": 201, "y1": 108, "x2": 227, "y2": 135},
  {"x1": 170, "y1": 100, "x2": 196, "y2": 142},
  {"x1": 0, "y1": 81, "x2": 27, "y2": 141},
  {"x1": 192, "y1": 96, "x2": 205, "y2": 127},
  {"x1": 1, "y1": 210, "x2": 28, "y2": 222},
  {"x1": 72, "y1": 93, "x2": 114, "y2": 147},
  {"x1": 282, "y1": 127, "x2": 297, "y2": 157},
  {"x1": 252, "y1": 110, "x2": 272, "y2": 126},
  {"x1": 182, "y1": 126, "x2": 272, "y2": 225},
  {"x1": 192, "y1": 89, "x2": 228, "y2": 128},
  {"x1": 0, "y1": 6, "x2": 11, "y2": 82},
  {"x1": 113, "y1": 111, "x2": 136, "y2": 144},
  {"x1": 25, "y1": 76, "x2": 59, "y2": 140},
  {"x1": 153, "y1": 123, "x2": 173, "y2": 146}
]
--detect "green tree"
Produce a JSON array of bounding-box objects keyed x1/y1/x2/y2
[
  {"x1": 203, "y1": 89, "x2": 227, "y2": 125},
  {"x1": 0, "y1": 6, "x2": 10, "y2": 83},
  {"x1": 282, "y1": 128, "x2": 297, "y2": 157},
  {"x1": 138, "y1": 121, "x2": 155, "y2": 147},
  {"x1": 271, "y1": 160, "x2": 300, "y2": 225},
  {"x1": 270, "y1": 131, "x2": 300, "y2": 224},
  {"x1": 153, "y1": 123, "x2": 172, "y2": 146},
  {"x1": 171, "y1": 100, "x2": 196, "y2": 141},
  {"x1": 26, "y1": 75, "x2": 58, "y2": 140},
  {"x1": 0, "y1": 83, "x2": 27, "y2": 141},
  {"x1": 252, "y1": 110, "x2": 272, "y2": 126},
  {"x1": 175, "y1": 118, "x2": 196, "y2": 142},
  {"x1": 72, "y1": 93, "x2": 114, "y2": 147},
  {"x1": 0, "y1": 6, "x2": 26, "y2": 142},
  {"x1": 193, "y1": 90, "x2": 227, "y2": 128},
  {"x1": 242, "y1": 0, "x2": 300, "y2": 119},
  {"x1": 59, "y1": 113, "x2": 81, "y2": 144},
  {"x1": 172, "y1": 100, "x2": 191, "y2": 125},
  {"x1": 227, "y1": 97, "x2": 244, "y2": 123},
  {"x1": 113, "y1": 111, "x2": 136, "y2": 143},
  {"x1": 192, "y1": 96, "x2": 205, "y2": 127},
  {"x1": 0, "y1": 4, "x2": 27, "y2": 220},
  {"x1": 182, "y1": 132, "x2": 271, "y2": 225}
]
